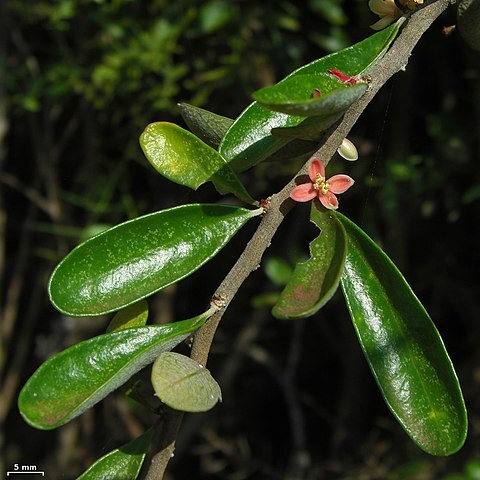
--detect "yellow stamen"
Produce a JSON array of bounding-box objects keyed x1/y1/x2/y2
[{"x1": 313, "y1": 174, "x2": 330, "y2": 195}]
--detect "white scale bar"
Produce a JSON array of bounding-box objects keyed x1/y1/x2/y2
[{"x1": 7, "y1": 472, "x2": 45, "y2": 476}]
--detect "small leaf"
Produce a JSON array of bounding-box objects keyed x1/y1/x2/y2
[
  {"x1": 18, "y1": 314, "x2": 209, "y2": 430},
  {"x1": 219, "y1": 23, "x2": 402, "y2": 172},
  {"x1": 49, "y1": 204, "x2": 261, "y2": 316},
  {"x1": 76, "y1": 429, "x2": 152, "y2": 480},
  {"x1": 273, "y1": 202, "x2": 347, "y2": 319},
  {"x1": 252, "y1": 74, "x2": 367, "y2": 117},
  {"x1": 338, "y1": 213, "x2": 467, "y2": 456},
  {"x1": 151, "y1": 352, "x2": 221, "y2": 412},
  {"x1": 177, "y1": 103, "x2": 233, "y2": 148},
  {"x1": 140, "y1": 122, "x2": 253, "y2": 203},
  {"x1": 107, "y1": 299, "x2": 149, "y2": 333}
]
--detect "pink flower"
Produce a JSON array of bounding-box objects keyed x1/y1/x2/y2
[{"x1": 290, "y1": 159, "x2": 354, "y2": 210}]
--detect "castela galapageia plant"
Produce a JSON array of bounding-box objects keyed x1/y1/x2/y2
[{"x1": 19, "y1": 1, "x2": 475, "y2": 478}]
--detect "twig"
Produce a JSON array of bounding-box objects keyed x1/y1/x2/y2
[
  {"x1": 144, "y1": 410, "x2": 184, "y2": 480},
  {"x1": 191, "y1": 0, "x2": 450, "y2": 366},
  {"x1": 143, "y1": 1, "x2": 451, "y2": 477},
  {"x1": 0, "y1": 172, "x2": 55, "y2": 216}
]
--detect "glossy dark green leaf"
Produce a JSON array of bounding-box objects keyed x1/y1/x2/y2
[
  {"x1": 273, "y1": 202, "x2": 346, "y2": 319},
  {"x1": 268, "y1": 138, "x2": 319, "y2": 160},
  {"x1": 252, "y1": 74, "x2": 367, "y2": 117},
  {"x1": 177, "y1": 102, "x2": 234, "y2": 148},
  {"x1": 151, "y1": 352, "x2": 222, "y2": 412},
  {"x1": 271, "y1": 112, "x2": 343, "y2": 141},
  {"x1": 177, "y1": 102, "x2": 319, "y2": 161},
  {"x1": 18, "y1": 314, "x2": 209, "y2": 430},
  {"x1": 219, "y1": 22, "x2": 402, "y2": 172},
  {"x1": 140, "y1": 122, "x2": 253, "y2": 203},
  {"x1": 49, "y1": 204, "x2": 262, "y2": 316},
  {"x1": 338, "y1": 213, "x2": 467, "y2": 456},
  {"x1": 106, "y1": 299, "x2": 149, "y2": 333},
  {"x1": 76, "y1": 429, "x2": 152, "y2": 480}
]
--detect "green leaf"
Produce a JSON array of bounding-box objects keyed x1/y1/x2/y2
[
  {"x1": 338, "y1": 213, "x2": 467, "y2": 456},
  {"x1": 107, "y1": 299, "x2": 149, "y2": 333},
  {"x1": 268, "y1": 138, "x2": 319, "y2": 160},
  {"x1": 273, "y1": 202, "x2": 346, "y2": 319},
  {"x1": 252, "y1": 74, "x2": 367, "y2": 117},
  {"x1": 140, "y1": 122, "x2": 253, "y2": 203},
  {"x1": 177, "y1": 102, "x2": 318, "y2": 158},
  {"x1": 18, "y1": 314, "x2": 209, "y2": 430},
  {"x1": 49, "y1": 204, "x2": 262, "y2": 316},
  {"x1": 151, "y1": 352, "x2": 222, "y2": 412},
  {"x1": 271, "y1": 112, "x2": 343, "y2": 141},
  {"x1": 76, "y1": 430, "x2": 152, "y2": 480},
  {"x1": 219, "y1": 22, "x2": 402, "y2": 172},
  {"x1": 177, "y1": 103, "x2": 234, "y2": 149}
]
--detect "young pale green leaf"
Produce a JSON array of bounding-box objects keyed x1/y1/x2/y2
[
  {"x1": 106, "y1": 299, "x2": 149, "y2": 333},
  {"x1": 18, "y1": 314, "x2": 209, "y2": 430},
  {"x1": 140, "y1": 122, "x2": 253, "y2": 203},
  {"x1": 252, "y1": 74, "x2": 367, "y2": 117},
  {"x1": 219, "y1": 22, "x2": 401, "y2": 172},
  {"x1": 49, "y1": 204, "x2": 261, "y2": 316},
  {"x1": 273, "y1": 202, "x2": 346, "y2": 319},
  {"x1": 151, "y1": 352, "x2": 221, "y2": 412},
  {"x1": 76, "y1": 429, "x2": 152, "y2": 480},
  {"x1": 338, "y1": 213, "x2": 467, "y2": 456},
  {"x1": 177, "y1": 103, "x2": 234, "y2": 148}
]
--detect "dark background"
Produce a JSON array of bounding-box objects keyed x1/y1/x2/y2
[{"x1": 1, "y1": 1, "x2": 480, "y2": 479}]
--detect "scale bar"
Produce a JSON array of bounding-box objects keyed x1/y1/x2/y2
[{"x1": 6, "y1": 472, "x2": 45, "y2": 476}]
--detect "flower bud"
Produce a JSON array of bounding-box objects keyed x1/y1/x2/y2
[{"x1": 337, "y1": 138, "x2": 358, "y2": 161}]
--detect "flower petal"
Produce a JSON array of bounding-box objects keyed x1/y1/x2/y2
[
  {"x1": 369, "y1": 0, "x2": 396, "y2": 15},
  {"x1": 369, "y1": 16, "x2": 395, "y2": 30},
  {"x1": 328, "y1": 174, "x2": 355, "y2": 194},
  {"x1": 319, "y1": 191, "x2": 338, "y2": 210},
  {"x1": 308, "y1": 159, "x2": 325, "y2": 183},
  {"x1": 290, "y1": 183, "x2": 317, "y2": 202}
]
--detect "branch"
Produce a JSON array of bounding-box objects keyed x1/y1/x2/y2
[
  {"x1": 191, "y1": 0, "x2": 451, "y2": 366},
  {"x1": 144, "y1": 1, "x2": 451, "y2": 477}
]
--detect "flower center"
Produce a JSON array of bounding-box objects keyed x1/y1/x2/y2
[{"x1": 313, "y1": 174, "x2": 330, "y2": 195}]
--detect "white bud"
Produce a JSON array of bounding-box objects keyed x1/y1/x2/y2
[{"x1": 337, "y1": 138, "x2": 358, "y2": 161}]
